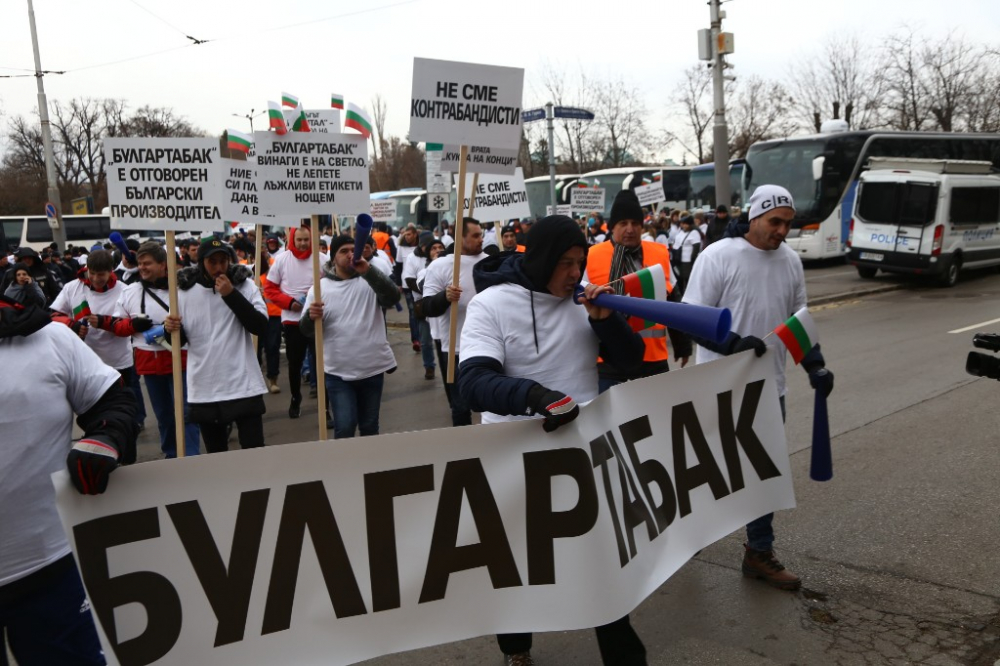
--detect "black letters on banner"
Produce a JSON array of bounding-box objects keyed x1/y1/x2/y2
[
  {"x1": 604, "y1": 429, "x2": 659, "y2": 559},
  {"x1": 524, "y1": 449, "x2": 599, "y2": 585},
  {"x1": 591, "y1": 434, "x2": 630, "y2": 567},
  {"x1": 419, "y1": 459, "x2": 522, "y2": 603},
  {"x1": 261, "y1": 481, "x2": 366, "y2": 635},
  {"x1": 672, "y1": 402, "x2": 732, "y2": 517},
  {"x1": 364, "y1": 466, "x2": 435, "y2": 612},
  {"x1": 165, "y1": 490, "x2": 270, "y2": 647},
  {"x1": 619, "y1": 416, "x2": 677, "y2": 534},
  {"x1": 73, "y1": 508, "x2": 182, "y2": 666},
  {"x1": 717, "y1": 380, "x2": 782, "y2": 492}
]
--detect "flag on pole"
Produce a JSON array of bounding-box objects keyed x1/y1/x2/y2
[
  {"x1": 620, "y1": 264, "x2": 667, "y2": 330},
  {"x1": 774, "y1": 306, "x2": 819, "y2": 364},
  {"x1": 267, "y1": 102, "x2": 288, "y2": 135},
  {"x1": 226, "y1": 129, "x2": 253, "y2": 155},
  {"x1": 331, "y1": 93, "x2": 344, "y2": 110},
  {"x1": 290, "y1": 103, "x2": 311, "y2": 132},
  {"x1": 73, "y1": 300, "x2": 92, "y2": 321},
  {"x1": 281, "y1": 92, "x2": 299, "y2": 108},
  {"x1": 344, "y1": 102, "x2": 373, "y2": 139}
]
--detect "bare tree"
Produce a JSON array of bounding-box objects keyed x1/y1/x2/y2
[
  {"x1": 370, "y1": 94, "x2": 388, "y2": 168},
  {"x1": 920, "y1": 32, "x2": 989, "y2": 132},
  {"x1": 883, "y1": 28, "x2": 931, "y2": 130},
  {"x1": 594, "y1": 76, "x2": 650, "y2": 167},
  {"x1": 671, "y1": 65, "x2": 714, "y2": 164},
  {"x1": 726, "y1": 76, "x2": 796, "y2": 157}
]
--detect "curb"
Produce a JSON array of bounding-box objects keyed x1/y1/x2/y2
[{"x1": 808, "y1": 283, "x2": 904, "y2": 307}]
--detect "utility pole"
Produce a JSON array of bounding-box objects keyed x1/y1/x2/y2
[
  {"x1": 706, "y1": 0, "x2": 733, "y2": 209},
  {"x1": 545, "y1": 102, "x2": 557, "y2": 212},
  {"x1": 27, "y1": 0, "x2": 67, "y2": 251}
]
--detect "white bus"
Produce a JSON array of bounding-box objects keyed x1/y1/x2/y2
[
  {"x1": 743, "y1": 126, "x2": 1000, "y2": 261},
  {"x1": 524, "y1": 174, "x2": 580, "y2": 219},
  {"x1": 577, "y1": 166, "x2": 691, "y2": 218},
  {"x1": 0, "y1": 214, "x2": 159, "y2": 252}
]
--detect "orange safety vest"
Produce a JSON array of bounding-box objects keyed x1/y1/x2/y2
[
  {"x1": 586, "y1": 240, "x2": 673, "y2": 363},
  {"x1": 372, "y1": 231, "x2": 394, "y2": 264}
]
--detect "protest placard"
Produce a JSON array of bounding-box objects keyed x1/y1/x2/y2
[
  {"x1": 305, "y1": 109, "x2": 342, "y2": 134},
  {"x1": 571, "y1": 187, "x2": 606, "y2": 213},
  {"x1": 635, "y1": 182, "x2": 666, "y2": 207},
  {"x1": 454, "y1": 167, "x2": 530, "y2": 220},
  {"x1": 370, "y1": 199, "x2": 397, "y2": 222},
  {"x1": 546, "y1": 205, "x2": 573, "y2": 217},
  {"x1": 104, "y1": 137, "x2": 223, "y2": 233},
  {"x1": 254, "y1": 132, "x2": 369, "y2": 216},
  {"x1": 55, "y1": 353, "x2": 792, "y2": 666},
  {"x1": 409, "y1": 58, "x2": 524, "y2": 151},
  {"x1": 221, "y1": 149, "x2": 272, "y2": 227},
  {"x1": 441, "y1": 144, "x2": 518, "y2": 175}
]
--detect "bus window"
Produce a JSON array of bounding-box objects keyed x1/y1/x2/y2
[
  {"x1": 2, "y1": 220, "x2": 22, "y2": 250},
  {"x1": 26, "y1": 218, "x2": 53, "y2": 243}
]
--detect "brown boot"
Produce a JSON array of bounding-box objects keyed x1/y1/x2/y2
[
  {"x1": 424, "y1": 367, "x2": 435, "y2": 380},
  {"x1": 742, "y1": 544, "x2": 801, "y2": 590}
]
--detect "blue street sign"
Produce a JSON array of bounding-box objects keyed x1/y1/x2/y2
[
  {"x1": 521, "y1": 108, "x2": 546, "y2": 123},
  {"x1": 554, "y1": 106, "x2": 595, "y2": 121},
  {"x1": 45, "y1": 202, "x2": 57, "y2": 219}
]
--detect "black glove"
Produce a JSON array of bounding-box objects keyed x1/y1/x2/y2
[
  {"x1": 809, "y1": 368, "x2": 834, "y2": 398},
  {"x1": 527, "y1": 385, "x2": 580, "y2": 433},
  {"x1": 67, "y1": 436, "x2": 120, "y2": 495},
  {"x1": 69, "y1": 319, "x2": 88, "y2": 337},
  {"x1": 729, "y1": 335, "x2": 767, "y2": 357},
  {"x1": 92, "y1": 314, "x2": 114, "y2": 331},
  {"x1": 130, "y1": 315, "x2": 154, "y2": 333}
]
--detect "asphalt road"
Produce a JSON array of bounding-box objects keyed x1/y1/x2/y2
[{"x1": 119, "y1": 261, "x2": 1000, "y2": 665}]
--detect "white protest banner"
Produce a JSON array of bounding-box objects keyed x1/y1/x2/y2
[
  {"x1": 105, "y1": 138, "x2": 223, "y2": 233},
  {"x1": 253, "y1": 132, "x2": 369, "y2": 216},
  {"x1": 571, "y1": 187, "x2": 606, "y2": 213},
  {"x1": 305, "y1": 109, "x2": 342, "y2": 134},
  {"x1": 54, "y1": 353, "x2": 793, "y2": 666},
  {"x1": 409, "y1": 58, "x2": 524, "y2": 150},
  {"x1": 635, "y1": 182, "x2": 666, "y2": 207},
  {"x1": 370, "y1": 199, "x2": 397, "y2": 222},
  {"x1": 454, "y1": 167, "x2": 530, "y2": 221},
  {"x1": 221, "y1": 150, "x2": 271, "y2": 227},
  {"x1": 546, "y1": 205, "x2": 573, "y2": 217},
  {"x1": 441, "y1": 144, "x2": 518, "y2": 175}
]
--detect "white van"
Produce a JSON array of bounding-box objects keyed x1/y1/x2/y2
[{"x1": 847, "y1": 158, "x2": 1000, "y2": 287}]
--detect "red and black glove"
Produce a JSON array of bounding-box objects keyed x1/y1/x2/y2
[
  {"x1": 527, "y1": 385, "x2": 580, "y2": 433},
  {"x1": 67, "y1": 436, "x2": 120, "y2": 495}
]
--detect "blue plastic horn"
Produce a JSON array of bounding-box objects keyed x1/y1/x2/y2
[
  {"x1": 575, "y1": 286, "x2": 732, "y2": 344},
  {"x1": 353, "y1": 213, "x2": 374, "y2": 264}
]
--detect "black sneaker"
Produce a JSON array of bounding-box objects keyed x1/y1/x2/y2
[
  {"x1": 309, "y1": 386, "x2": 318, "y2": 398},
  {"x1": 289, "y1": 396, "x2": 302, "y2": 419}
]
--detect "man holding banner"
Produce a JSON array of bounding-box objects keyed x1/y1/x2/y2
[
  {"x1": 458, "y1": 215, "x2": 648, "y2": 666},
  {"x1": 683, "y1": 184, "x2": 834, "y2": 590}
]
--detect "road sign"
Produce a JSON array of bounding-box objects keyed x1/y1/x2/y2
[
  {"x1": 45, "y1": 202, "x2": 59, "y2": 229},
  {"x1": 554, "y1": 107, "x2": 595, "y2": 121},
  {"x1": 428, "y1": 193, "x2": 450, "y2": 212},
  {"x1": 521, "y1": 108, "x2": 545, "y2": 123}
]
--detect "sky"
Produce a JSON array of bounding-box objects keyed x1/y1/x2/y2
[{"x1": 1, "y1": 0, "x2": 998, "y2": 163}]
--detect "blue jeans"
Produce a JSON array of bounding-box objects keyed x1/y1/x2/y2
[
  {"x1": 419, "y1": 319, "x2": 435, "y2": 369},
  {"x1": 126, "y1": 365, "x2": 146, "y2": 426},
  {"x1": 257, "y1": 315, "x2": 283, "y2": 379},
  {"x1": 403, "y1": 290, "x2": 420, "y2": 343},
  {"x1": 746, "y1": 395, "x2": 786, "y2": 552},
  {"x1": 144, "y1": 373, "x2": 201, "y2": 457},
  {"x1": 325, "y1": 372, "x2": 385, "y2": 439}
]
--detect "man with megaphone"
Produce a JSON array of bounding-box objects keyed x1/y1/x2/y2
[
  {"x1": 682, "y1": 184, "x2": 835, "y2": 591},
  {"x1": 458, "y1": 215, "x2": 649, "y2": 666}
]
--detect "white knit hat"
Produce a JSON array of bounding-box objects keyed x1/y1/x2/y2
[{"x1": 748, "y1": 185, "x2": 795, "y2": 220}]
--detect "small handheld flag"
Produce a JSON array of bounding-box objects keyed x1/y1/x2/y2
[
  {"x1": 619, "y1": 264, "x2": 667, "y2": 331},
  {"x1": 73, "y1": 300, "x2": 92, "y2": 321},
  {"x1": 226, "y1": 129, "x2": 253, "y2": 155},
  {"x1": 774, "y1": 306, "x2": 819, "y2": 364},
  {"x1": 281, "y1": 92, "x2": 299, "y2": 109},
  {"x1": 267, "y1": 102, "x2": 288, "y2": 135},
  {"x1": 331, "y1": 93, "x2": 344, "y2": 110},
  {"x1": 344, "y1": 102, "x2": 373, "y2": 139}
]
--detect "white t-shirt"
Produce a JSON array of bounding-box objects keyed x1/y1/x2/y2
[
  {"x1": 401, "y1": 252, "x2": 425, "y2": 286},
  {"x1": 116, "y1": 281, "x2": 187, "y2": 353},
  {"x1": 369, "y1": 252, "x2": 393, "y2": 279},
  {"x1": 682, "y1": 238, "x2": 807, "y2": 396},
  {"x1": 0, "y1": 323, "x2": 119, "y2": 586},
  {"x1": 441, "y1": 232, "x2": 454, "y2": 248},
  {"x1": 460, "y1": 282, "x2": 599, "y2": 424},
  {"x1": 266, "y1": 251, "x2": 329, "y2": 323},
  {"x1": 306, "y1": 274, "x2": 396, "y2": 381},
  {"x1": 176, "y1": 278, "x2": 268, "y2": 403},
  {"x1": 421, "y1": 253, "x2": 486, "y2": 355},
  {"x1": 415, "y1": 266, "x2": 441, "y2": 340},
  {"x1": 396, "y1": 243, "x2": 417, "y2": 267},
  {"x1": 673, "y1": 228, "x2": 704, "y2": 263},
  {"x1": 51, "y1": 279, "x2": 133, "y2": 370}
]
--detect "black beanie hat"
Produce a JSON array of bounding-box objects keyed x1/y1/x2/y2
[
  {"x1": 609, "y1": 189, "x2": 644, "y2": 228},
  {"x1": 716, "y1": 204, "x2": 729, "y2": 215},
  {"x1": 329, "y1": 234, "x2": 355, "y2": 256},
  {"x1": 521, "y1": 215, "x2": 589, "y2": 292}
]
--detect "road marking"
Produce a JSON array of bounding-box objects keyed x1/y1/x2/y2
[{"x1": 948, "y1": 317, "x2": 1000, "y2": 334}]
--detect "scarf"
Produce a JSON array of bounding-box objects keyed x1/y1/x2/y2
[
  {"x1": 81, "y1": 272, "x2": 117, "y2": 292},
  {"x1": 608, "y1": 241, "x2": 643, "y2": 295},
  {"x1": 288, "y1": 227, "x2": 311, "y2": 260}
]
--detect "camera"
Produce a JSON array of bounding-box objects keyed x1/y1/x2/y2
[{"x1": 965, "y1": 333, "x2": 1000, "y2": 379}]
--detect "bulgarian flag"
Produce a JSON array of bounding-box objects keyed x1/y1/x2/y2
[
  {"x1": 652, "y1": 173, "x2": 662, "y2": 181},
  {"x1": 331, "y1": 93, "x2": 344, "y2": 110},
  {"x1": 774, "y1": 306, "x2": 819, "y2": 364},
  {"x1": 226, "y1": 129, "x2": 253, "y2": 155},
  {"x1": 267, "y1": 101, "x2": 288, "y2": 135},
  {"x1": 73, "y1": 300, "x2": 92, "y2": 321},
  {"x1": 281, "y1": 92, "x2": 299, "y2": 108},
  {"x1": 620, "y1": 264, "x2": 667, "y2": 331},
  {"x1": 290, "y1": 103, "x2": 311, "y2": 132},
  {"x1": 345, "y1": 102, "x2": 373, "y2": 138}
]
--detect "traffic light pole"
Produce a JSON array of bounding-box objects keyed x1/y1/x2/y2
[
  {"x1": 545, "y1": 102, "x2": 557, "y2": 213},
  {"x1": 709, "y1": 0, "x2": 732, "y2": 210}
]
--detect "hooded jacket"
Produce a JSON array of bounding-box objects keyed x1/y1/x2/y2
[{"x1": 0, "y1": 248, "x2": 62, "y2": 305}]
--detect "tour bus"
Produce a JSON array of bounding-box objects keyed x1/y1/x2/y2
[
  {"x1": 0, "y1": 214, "x2": 159, "y2": 252},
  {"x1": 848, "y1": 158, "x2": 1000, "y2": 287},
  {"x1": 524, "y1": 174, "x2": 580, "y2": 219},
  {"x1": 576, "y1": 166, "x2": 691, "y2": 218},
  {"x1": 688, "y1": 159, "x2": 746, "y2": 211},
  {"x1": 743, "y1": 122, "x2": 1000, "y2": 261}
]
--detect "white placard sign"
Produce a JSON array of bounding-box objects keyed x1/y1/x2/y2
[
  {"x1": 253, "y1": 132, "x2": 369, "y2": 216},
  {"x1": 635, "y1": 182, "x2": 666, "y2": 207},
  {"x1": 370, "y1": 199, "x2": 397, "y2": 222},
  {"x1": 441, "y1": 145, "x2": 518, "y2": 175},
  {"x1": 220, "y1": 150, "x2": 272, "y2": 226},
  {"x1": 54, "y1": 354, "x2": 792, "y2": 666},
  {"x1": 427, "y1": 172, "x2": 451, "y2": 195},
  {"x1": 571, "y1": 187, "x2": 606, "y2": 213},
  {"x1": 305, "y1": 109, "x2": 343, "y2": 134},
  {"x1": 546, "y1": 205, "x2": 574, "y2": 217},
  {"x1": 409, "y1": 58, "x2": 524, "y2": 150},
  {"x1": 105, "y1": 138, "x2": 223, "y2": 232},
  {"x1": 454, "y1": 167, "x2": 530, "y2": 220}
]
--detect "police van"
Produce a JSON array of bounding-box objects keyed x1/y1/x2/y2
[{"x1": 847, "y1": 158, "x2": 1000, "y2": 287}]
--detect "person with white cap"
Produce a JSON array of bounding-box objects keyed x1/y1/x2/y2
[{"x1": 682, "y1": 184, "x2": 835, "y2": 591}]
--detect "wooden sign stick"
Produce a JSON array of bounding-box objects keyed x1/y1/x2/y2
[
  {"x1": 310, "y1": 216, "x2": 329, "y2": 440},
  {"x1": 164, "y1": 230, "x2": 186, "y2": 458},
  {"x1": 252, "y1": 224, "x2": 263, "y2": 354},
  {"x1": 446, "y1": 145, "x2": 469, "y2": 384}
]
